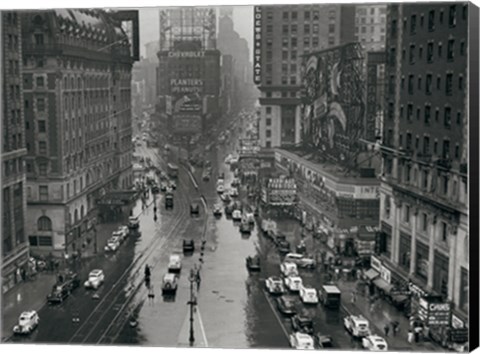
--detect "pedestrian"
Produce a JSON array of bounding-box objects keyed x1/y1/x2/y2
[
  {"x1": 384, "y1": 324, "x2": 390, "y2": 337},
  {"x1": 351, "y1": 291, "x2": 356, "y2": 304},
  {"x1": 407, "y1": 330, "x2": 414, "y2": 344},
  {"x1": 392, "y1": 321, "x2": 399, "y2": 336}
]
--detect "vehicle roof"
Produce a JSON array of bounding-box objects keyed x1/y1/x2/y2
[
  {"x1": 169, "y1": 254, "x2": 181, "y2": 260},
  {"x1": 288, "y1": 276, "x2": 302, "y2": 281},
  {"x1": 368, "y1": 335, "x2": 386, "y2": 342},
  {"x1": 269, "y1": 276, "x2": 282, "y2": 282},
  {"x1": 89, "y1": 269, "x2": 103, "y2": 275},
  {"x1": 322, "y1": 285, "x2": 341, "y2": 293},
  {"x1": 302, "y1": 287, "x2": 316, "y2": 293},
  {"x1": 286, "y1": 253, "x2": 303, "y2": 258},
  {"x1": 282, "y1": 262, "x2": 297, "y2": 268},
  {"x1": 129, "y1": 216, "x2": 139, "y2": 220},
  {"x1": 20, "y1": 311, "x2": 36, "y2": 317},
  {"x1": 163, "y1": 273, "x2": 176, "y2": 281},
  {"x1": 295, "y1": 332, "x2": 313, "y2": 340},
  {"x1": 351, "y1": 315, "x2": 369, "y2": 323}
]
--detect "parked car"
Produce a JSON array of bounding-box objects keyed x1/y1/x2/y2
[
  {"x1": 299, "y1": 287, "x2": 319, "y2": 304},
  {"x1": 244, "y1": 211, "x2": 255, "y2": 224},
  {"x1": 276, "y1": 295, "x2": 297, "y2": 316},
  {"x1": 280, "y1": 262, "x2": 299, "y2": 277},
  {"x1": 151, "y1": 184, "x2": 160, "y2": 193},
  {"x1": 224, "y1": 203, "x2": 234, "y2": 215},
  {"x1": 160, "y1": 183, "x2": 168, "y2": 192},
  {"x1": 165, "y1": 194, "x2": 174, "y2": 209},
  {"x1": 344, "y1": 315, "x2": 371, "y2": 338},
  {"x1": 190, "y1": 203, "x2": 200, "y2": 215},
  {"x1": 84, "y1": 269, "x2": 105, "y2": 290},
  {"x1": 169, "y1": 180, "x2": 177, "y2": 190},
  {"x1": 231, "y1": 178, "x2": 240, "y2": 187},
  {"x1": 362, "y1": 335, "x2": 388, "y2": 351},
  {"x1": 291, "y1": 314, "x2": 315, "y2": 335},
  {"x1": 265, "y1": 276, "x2": 285, "y2": 295},
  {"x1": 246, "y1": 255, "x2": 260, "y2": 272},
  {"x1": 116, "y1": 226, "x2": 129, "y2": 241},
  {"x1": 168, "y1": 254, "x2": 182, "y2": 273},
  {"x1": 240, "y1": 221, "x2": 251, "y2": 234},
  {"x1": 183, "y1": 239, "x2": 195, "y2": 253},
  {"x1": 232, "y1": 209, "x2": 242, "y2": 221},
  {"x1": 277, "y1": 240, "x2": 291, "y2": 254},
  {"x1": 220, "y1": 193, "x2": 231, "y2": 203},
  {"x1": 13, "y1": 311, "x2": 39, "y2": 335},
  {"x1": 230, "y1": 187, "x2": 239, "y2": 197},
  {"x1": 315, "y1": 334, "x2": 334, "y2": 348},
  {"x1": 217, "y1": 184, "x2": 225, "y2": 194},
  {"x1": 284, "y1": 253, "x2": 316, "y2": 269},
  {"x1": 289, "y1": 332, "x2": 315, "y2": 350},
  {"x1": 285, "y1": 276, "x2": 303, "y2": 292},
  {"x1": 213, "y1": 204, "x2": 223, "y2": 217},
  {"x1": 104, "y1": 237, "x2": 120, "y2": 252},
  {"x1": 128, "y1": 216, "x2": 139, "y2": 229},
  {"x1": 161, "y1": 273, "x2": 178, "y2": 294}
]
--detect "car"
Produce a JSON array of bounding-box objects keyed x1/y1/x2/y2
[
  {"x1": 165, "y1": 194, "x2": 174, "y2": 208},
  {"x1": 344, "y1": 315, "x2": 371, "y2": 337},
  {"x1": 111, "y1": 231, "x2": 125, "y2": 244},
  {"x1": 289, "y1": 332, "x2": 315, "y2": 350},
  {"x1": 220, "y1": 193, "x2": 231, "y2": 203},
  {"x1": 362, "y1": 335, "x2": 388, "y2": 351},
  {"x1": 265, "y1": 276, "x2": 285, "y2": 295},
  {"x1": 245, "y1": 255, "x2": 260, "y2": 271},
  {"x1": 315, "y1": 334, "x2": 334, "y2": 348},
  {"x1": 284, "y1": 253, "x2": 316, "y2": 269},
  {"x1": 284, "y1": 276, "x2": 303, "y2": 292},
  {"x1": 276, "y1": 295, "x2": 297, "y2": 316},
  {"x1": 232, "y1": 209, "x2": 242, "y2": 221},
  {"x1": 202, "y1": 172, "x2": 210, "y2": 181},
  {"x1": 161, "y1": 273, "x2": 178, "y2": 294},
  {"x1": 280, "y1": 262, "x2": 299, "y2": 277},
  {"x1": 13, "y1": 311, "x2": 40, "y2": 335},
  {"x1": 231, "y1": 178, "x2": 240, "y2": 187},
  {"x1": 278, "y1": 240, "x2": 291, "y2": 254},
  {"x1": 190, "y1": 203, "x2": 200, "y2": 215},
  {"x1": 299, "y1": 287, "x2": 319, "y2": 304},
  {"x1": 47, "y1": 272, "x2": 80, "y2": 304},
  {"x1": 84, "y1": 269, "x2": 105, "y2": 290},
  {"x1": 151, "y1": 184, "x2": 160, "y2": 193},
  {"x1": 244, "y1": 211, "x2": 255, "y2": 224},
  {"x1": 229, "y1": 187, "x2": 239, "y2": 197},
  {"x1": 128, "y1": 216, "x2": 139, "y2": 229},
  {"x1": 213, "y1": 204, "x2": 223, "y2": 217},
  {"x1": 183, "y1": 239, "x2": 195, "y2": 253},
  {"x1": 169, "y1": 180, "x2": 177, "y2": 190},
  {"x1": 116, "y1": 226, "x2": 129, "y2": 241},
  {"x1": 230, "y1": 156, "x2": 239, "y2": 165},
  {"x1": 168, "y1": 254, "x2": 182, "y2": 273},
  {"x1": 160, "y1": 183, "x2": 168, "y2": 192},
  {"x1": 240, "y1": 221, "x2": 251, "y2": 234},
  {"x1": 217, "y1": 184, "x2": 225, "y2": 194},
  {"x1": 104, "y1": 238, "x2": 120, "y2": 252},
  {"x1": 291, "y1": 314, "x2": 315, "y2": 335}
]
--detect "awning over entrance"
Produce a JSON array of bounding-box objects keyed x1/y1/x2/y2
[
  {"x1": 364, "y1": 268, "x2": 379, "y2": 280},
  {"x1": 96, "y1": 190, "x2": 137, "y2": 206},
  {"x1": 373, "y1": 277, "x2": 394, "y2": 293}
]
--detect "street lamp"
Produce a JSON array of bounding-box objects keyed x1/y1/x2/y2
[{"x1": 187, "y1": 269, "x2": 197, "y2": 346}]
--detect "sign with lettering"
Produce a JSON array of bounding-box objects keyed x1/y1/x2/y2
[
  {"x1": 370, "y1": 255, "x2": 382, "y2": 273},
  {"x1": 172, "y1": 114, "x2": 202, "y2": 133},
  {"x1": 170, "y1": 79, "x2": 204, "y2": 94},
  {"x1": 427, "y1": 302, "x2": 451, "y2": 326},
  {"x1": 168, "y1": 51, "x2": 205, "y2": 58},
  {"x1": 253, "y1": 7, "x2": 262, "y2": 85}
]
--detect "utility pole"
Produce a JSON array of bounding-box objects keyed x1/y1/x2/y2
[{"x1": 188, "y1": 268, "x2": 197, "y2": 346}]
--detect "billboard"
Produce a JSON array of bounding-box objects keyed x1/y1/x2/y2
[
  {"x1": 301, "y1": 43, "x2": 365, "y2": 165},
  {"x1": 173, "y1": 114, "x2": 202, "y2": 132},
  {"x1": 253, "y1": 6, "x2": 262, "y2": 85}
]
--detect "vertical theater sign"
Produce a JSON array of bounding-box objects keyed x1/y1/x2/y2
[{"x1": 253, "y1": 6, "x2": 262, "y2": 85}]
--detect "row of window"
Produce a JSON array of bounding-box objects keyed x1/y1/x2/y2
[
  {"x1": 274, "y1": 9, "x2": 325, "y2": 21},
  {"x1": 2, "y1": 157, "x2": 24, "y2": 178},
  {"x1": 397, "y1": 72, "x2": 464, "y2": 96},
  {"x1": 356, "y1": 7, "x2": 387, "y2": 16},
  {"x1": 392, "y1": 102, "x2": 463, "y2": 130}
]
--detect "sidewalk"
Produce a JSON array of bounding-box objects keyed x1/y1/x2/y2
[
  {"x1": 177, "y1": 306, "x2": 208, "y2": 348},
  {"x1": 337, "y1": 278, "x2": 442, "y2": 351},
  {"x1": 1, "y1": 272, "x2": 56, "y2": 340}
]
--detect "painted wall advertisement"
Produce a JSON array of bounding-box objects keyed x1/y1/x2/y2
[
  {"x1": 170, "y1": 78, "x2": 204, "y2": 133},
  {"x1": 301, "y1": 43, "x2": 365, "y2": 165},
  {"x1": 253, "y1": 6, "x2": 262, "y2": 85}
]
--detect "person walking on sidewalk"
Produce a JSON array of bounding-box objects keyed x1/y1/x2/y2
[
  {"x1": 384, "y1": 324, "x2": 390, "y2": 337},
  {"x1": 407, "y1": 330, "x2": 414, "y2": 344},
  {"x1": 351, "y1": 291, "x2": 357, "y2": 304}
]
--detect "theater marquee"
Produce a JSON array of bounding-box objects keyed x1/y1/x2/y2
[{"x1": 253, "y1": 6, "x2": 262, "y2": 85}]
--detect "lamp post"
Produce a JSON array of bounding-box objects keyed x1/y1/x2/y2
[{"x1": 187, "y1": 269, "x2": 196, "y2": 346}]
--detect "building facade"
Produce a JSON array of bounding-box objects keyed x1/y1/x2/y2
[
  {"x1": 156, "y1": 8, "x2": 220, "y2": 137},
  {"x1": 354, "y1": 5, "x2": 388, "y2": 52},
  {"x1": 2, "y1": 11, "x2": 29, "y2": 293},
  {"x1": 254, "y1": 4, "x2": 355, "y2": 149},
  {"x1": 379, "y1": 3, "x2": 469, "y2": 327},
  {"x1": 21, "y1": 9, "x2": 138, "y2": 256}
]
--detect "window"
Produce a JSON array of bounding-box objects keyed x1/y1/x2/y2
[
  {"x1": 304, "y1": 24, "x2": 310, "y2": 34},
  {"x1": 304, "y1": 11, "x2": 310, "y2": 20},
  {"x1": 266, "y1": 12, "x2": 273, "y2": 20},
  {"x1": 410, "y1": 14, "x2": 417, "y2": 33},
  {"x1": 426, "y1": 74, "x2": 432, "y2": 94},
  {"x1": 447, "y1": 39, "x2": 455, "y2": 60},
  {"x1": 425, "y1": 105, "x2": 431, "y2": 125},
  {"x1": 424, "y1": 136, "x2": 430, "y2": 155},
  {"x1": 416, "y1": 108, "x2": 421, "y2": 121},
  {"x1": 439, "y1": 9, "x2": 444, "y2": 23},
  {"x1": 37, "y1": 216, "x2": 52, "y2": 231},
  {"x1": 445, "y1": 73, "x2": 453, "y2": 95},
  {"x1": 438, "y1": 42, "x2": 443, "y2": 57},
  {"x1": 457, "y1": 111, "x2": 462, "y2": 124},
  {"x1": 455, "y1": 144, "x2": 460, "y2": 158},
  {"x1": 290, "y1": 76, "x2": 296, "y2": 85},
  {"x1": 34, "y1": 33, "x2": 44, "y2": 45},
  {"x1": 407, "y1": 104, "x2": 413, "y2": 121},
  {"x1": 408, "y1": 75, "x2": 414, "y2": 94},
  {"x1": 266, "y1": 107, "x2": 272, "y2": 115},
  {"x1": 419, "y1": 46, "x2": 423, "y2": 59},
  {"x1": 313, "y1": 25, "x2": 319, "y2": 34},
  {"x1": 460, "y1": 41, "x2": 465, "y2": 55},
  {"x1": 39, "y1": 162, "x2": 47, "y2": 175},
  {"x1": 391, "y1": 19, "x2": 397, "y2": 37},
  {"x1": 328, "y1": 24, "x2": 335, "y2": 33},
  {"x1": 444, "y1": 107, "x2": 452, "y2": 128},
  {"x1": 418, "y1": 76, "x2": 422, "y2": 90},
  {"x1": 36, "y1": 76, "x2": 44, "y2": 88},
  {"x1": 415, "y1": 136, "x2": 420, "y2": 149},
  {"x1": 428, "y1": 10, "x2": 435, "y2": 31},
  {"x1": 449, "y1": 5, "x2": 457, "y2": 27},
  {"x1": 37, "y1": 98, "x2": 45, "y2": 111},
  {"x1": 39, "y1": 141, "x2": 47, "y2": 155},
  {"x1": 38, "y1": 120, "x2": 46, "y2": 132},
  {"x1": 266, "y1": 25, "x2": 273, "y2": 33},
  {"x1": 303, "y1": 37, "x2": 310, "y2": 47},
  {"x1": 291, "y1": 24, "x2": 297, "y2": 34},
  {"x1": 266, "y1": 118, "x2": 272, "y2": 126},
  {"x1": 434, "y1": 140, "x2": 438, "y2": 154},
  {"x1": 443, "y1": 139, "x2": 450, "y2": 159},
  {"x1": 409, "y1": 44, "x2": 415, "y2": 63},
  {"x1": 404, "y1": 205, "x2": 410, "y2": 223},
  {"x1": 282, "y1": 51, "x2": 288, "y2": 60},
  {"x1": 437, "y1": 75, "x2": 441, "y2": 90},
  {"x1": 283, "y1": 11, "x2": 289, "y2": 20},
  {"x1": 282, "y1": 25, "x2": 289, "y2": 34},
  {"x1": 435, "y1": 108, "x2": 440, "y2": 122},
  {"x1": 291, "y1": 51, "x2": 297, "y2": 60},
  {"x1": 266, "y1": 141, "x2": 271, "y2": 148},
  {"x1": 291, "y1": 38, "x2": 297, "y2": 47},
  {"x1": 406, "y1": 133, "x2": 412, "y2": 150},
  {"x1": 266, "y1": 130, "x2": 272, "y2": 138},
  {"x1": 292, "y1": 11, "x2": 297, "y2": 20},
  {"x1": 290, "y1": 64, "x2": 297, "y2": 73},
  {"x1": 39, "y1": 186, "x2": 48, "y2": 201}
]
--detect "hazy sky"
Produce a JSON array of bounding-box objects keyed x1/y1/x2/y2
[{"x1": 139, "y1": 6, "x2": 253, "y2": 58}]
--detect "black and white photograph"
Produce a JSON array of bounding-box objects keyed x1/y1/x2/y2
[{"x1": 0, "y1": 1, "x2": 478, "y2": 352}]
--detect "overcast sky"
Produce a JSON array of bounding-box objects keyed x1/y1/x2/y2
[{"x1": 139, "y1": 6, "x2": 253, "y2": 58}]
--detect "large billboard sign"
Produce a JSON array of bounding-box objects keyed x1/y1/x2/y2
[
  {"x1": 301, "y1": 43, "x2": 365, "y2": 165},
  {"x1": 173, "y1": 114, "x2": 202, "y2": 133},
  {"x1": 170, "y1": 79, "x2": 204, "y2": 94},
  {"x1": 253, "y1": 7, "x2": 262, "y2": 85}
]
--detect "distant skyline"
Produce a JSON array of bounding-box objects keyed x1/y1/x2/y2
[{"x1": 139, "y1": 6, "x2": 253, "y2": 59}]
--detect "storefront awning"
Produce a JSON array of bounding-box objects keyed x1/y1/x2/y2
[
  {"x1": 364, "y1": 268, "x2": 379, "y2": 280},
  {"x1": 373, "y1": 277, "x2": 394, "y2": 293}
]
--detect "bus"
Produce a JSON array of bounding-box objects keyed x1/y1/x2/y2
[{"x1": 167, "y1": 163, "x2": 179, "y2": 179}]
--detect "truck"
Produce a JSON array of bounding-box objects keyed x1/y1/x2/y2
[{"x1": 46, "y1": 271, "x2": 80, "y2": 304}]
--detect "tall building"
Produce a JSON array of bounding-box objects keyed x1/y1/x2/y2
[
  {"x1": 21, "y1": 9, "x2": 139, "y2": 256},
  {"x1": 2, "y1": 11, "x2": 29, "y2": 293},
  {"x1": 379, "y1": 3, "x2": 470, "y2": 329},
  {"x1": 354, "y1": 5, "x2": 388, "y2": 52},
  {"x1": 145, "y1": 40, "x2": 160, "y2": 63},
  {"x1": 253, "y1": 4, "x2": 355, "y2": 149},
  {"x1": 156, "y1": 8, "x2": 220, "y2": 137}
]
